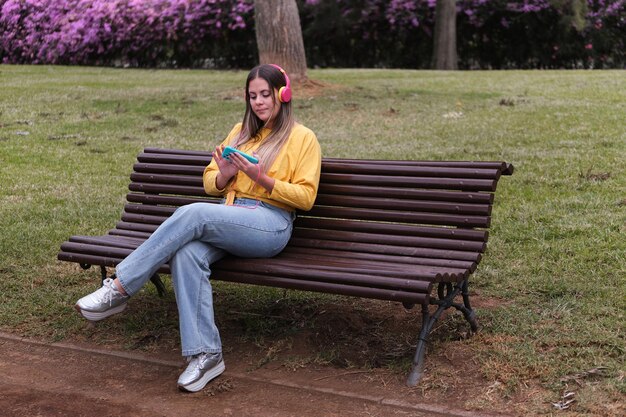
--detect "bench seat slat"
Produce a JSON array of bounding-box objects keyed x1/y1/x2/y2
[
  {"x1": 62, "y1": 242, "x2": 133, "y2": 258},
  {"x1": 279, "y1": 247, "x2": 477, "y2": 272},
  {"x1": 214, "y1": 258, "x2": 447, "y2": 282},
  {"x1": 269, "y1": 252, "x2": 469, "y2": 280},
  {"x1": 108, "y1": 229, "x2": 152, "y2": 239},
  {"x1": 114, "y1": 221, "x2": 158, "y2": 234},
  {"x1": 124, "y1": 204, "x2": 177, "y2": 216},
  {"x1": 121, "y1": 212, "x2": 167, "y2": 225},
  {"x1": 68, "y1": 235, "x2": 142, "y2": 248},
  {"x1": 213, "y1": 260, "x2": 436, "y2": 290},
  {"x1": 287, "y1": 237, "x2": 482, "y2": 262},
  {"x1": 211, "y1": 271, "x2": 429, "y2": 304}
]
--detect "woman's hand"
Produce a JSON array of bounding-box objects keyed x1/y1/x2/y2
[
  {"x1": 213, "y1": 145, "x2": 239, "y2": 189},
  {"x1": 213, "y1": 146, "x2": 275, "y2": 193},
  {"x1": 227, "y1": 151, "x2": 260, "y2": 180}
]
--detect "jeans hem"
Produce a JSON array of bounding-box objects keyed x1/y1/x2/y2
[
  {"x1": 183, "y1": 347, "x2": 222, "y2": 357},
  {"x1": 115, "y1": 269, "x2": 135, "y2": 297}
]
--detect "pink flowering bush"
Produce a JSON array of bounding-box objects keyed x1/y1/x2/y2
[
  {"x1": 0, "y1": 0, "x2": 254, "y2": 67},
  {"x1": 0, "y1": 0, "x2": 624, "y2": 68}
]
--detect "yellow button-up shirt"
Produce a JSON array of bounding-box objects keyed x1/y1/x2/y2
[{"x1": 203, "y1": 123, "x2": 322, "y2": 212}]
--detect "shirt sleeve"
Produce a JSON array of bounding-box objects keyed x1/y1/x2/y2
[
  {"x1": 269, "y1": 129, "x2": 322, "y2": 211},
  {"x1": 203, "y1": 124, "x2": 242, "y2": 196}
]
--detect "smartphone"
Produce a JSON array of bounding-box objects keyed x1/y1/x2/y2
[{"x1": 221, "y1": 146, "x2": 259, "y2": 164}]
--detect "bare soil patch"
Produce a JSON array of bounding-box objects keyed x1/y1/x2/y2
[{"x1": 4, "y1": 291, "x2": 617, "y2": 416}]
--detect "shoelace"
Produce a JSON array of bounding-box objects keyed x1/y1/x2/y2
[
  {"x1": 186, "y1": 354, "x2": 207, "y2": 369},
  {"x1": 99, "y1": 280, "x2": 119, "y2": 306}
]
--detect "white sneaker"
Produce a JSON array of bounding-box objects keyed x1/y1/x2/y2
[
  {"x1": 177, "y1": 352, "x2": 225, "y2": 392},
  {"x1": 75, "y1": 278, "x2": 129, "y2": 321}
]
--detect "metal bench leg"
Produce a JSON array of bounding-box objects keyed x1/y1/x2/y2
[
  {"x1": 407, "y1": 282, "x2": 471, "y2": 386},
  {"x1": 407, "y1": 304, "x2": 432, "y2": 386},
  {"x1": 460, "y1": 280, "x2": 478, "y2": 332},
  {"x1": 150, "y1": 273, "x2": 166, "y2": 297},
  {"x1": 100, "y1": 265, "x2": 108, "y2": 284}
]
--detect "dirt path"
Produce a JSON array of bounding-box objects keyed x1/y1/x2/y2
[{"x1": 0, "y1": 332, "x2": 498, "y2": 417}]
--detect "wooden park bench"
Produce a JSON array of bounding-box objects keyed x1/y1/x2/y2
[{"x1": 58, "y1": 147, "x2": 514, "y2": 386}]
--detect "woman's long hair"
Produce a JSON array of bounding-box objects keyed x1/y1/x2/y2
[{"x1": 230, "y1": 64, "x2": 295, "y2": 173}]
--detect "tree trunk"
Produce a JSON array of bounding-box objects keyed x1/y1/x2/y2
[
  {"x1": 255, "y1": 0, "x2": 308, "y2": 82},
  {"x1": 431, "y1": 0, "x2": 458, "y2": 70}
]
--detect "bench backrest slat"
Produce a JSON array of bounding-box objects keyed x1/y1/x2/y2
[
  {"x1": 293, "y1": 218, "x2": 488, "y2": 241},
  {"x1": 320, "y1": 173, "x2": 498, "y2": 191},
  {"x1": 305, "y1": 206, "x2": 491, "y2": 228},
  {"x1": 126, "y1": 193, "x2": 212, "y2": 206},
  {"x1": 133, "y1": 163, "x2": 205, "y2": 175},
  {"x1": 318, "y1": 184, "x2": 494, "y2": 203},
  {"x1": 314, "y1": 194, "x2": 491, "y2": 215},
  {"x1": 322, "y1": 157, "x2": 514, "y2": 175},
  {"x1": 292, "y1": 229, "x2": 486, "y2": 252},
  {"x1": 319, "y1": 162, "x2": 502, "y2": 179},
  {"x1": 129, "y1": 183, "x2": 208, "y2": 196}
]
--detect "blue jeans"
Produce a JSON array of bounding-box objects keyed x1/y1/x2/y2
[{"x1": 115, "y1": 199, "x2": 294, "y2": 357}]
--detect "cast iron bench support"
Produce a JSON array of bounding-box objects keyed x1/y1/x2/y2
[{"x1": 406, "y1": 279, "x2": 476, "y2": 386}]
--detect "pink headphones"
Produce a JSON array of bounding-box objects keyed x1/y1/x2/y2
[{"x1": 269, "y1": 64, "x2": 292, "y2": 103}]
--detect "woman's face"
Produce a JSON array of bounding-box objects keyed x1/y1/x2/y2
[{"x1": 248, "y1": 77, "x2": 280, "y2": 126}]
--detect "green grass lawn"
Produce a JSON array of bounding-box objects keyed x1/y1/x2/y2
[{"x1": 1, "y1": 65, "x2": 624, "y2": 415}]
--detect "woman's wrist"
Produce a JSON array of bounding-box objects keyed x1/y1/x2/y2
[
  {"x1": 215, "y1": 172, "x2": 233, "y2": 190},
  {"x1": 257, "y1": 171, "x2": 275, "y2": 193}
]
